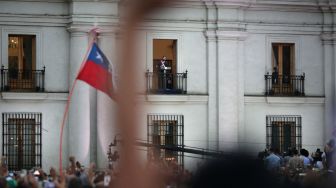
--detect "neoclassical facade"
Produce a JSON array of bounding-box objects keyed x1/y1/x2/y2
[{"x1": 0, "y1": 0, "x2": 335, "y2": 171}]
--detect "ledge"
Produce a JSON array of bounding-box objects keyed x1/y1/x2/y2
[
  {"x1": 244, "y1": 96, "x2": 325, "y2": 104},
  {"x1": 140, "y1": 94, "x2": 208, "y2": 104},
  {"x1": 1, "y1": 92, "x2": 68, "y2": 101}
]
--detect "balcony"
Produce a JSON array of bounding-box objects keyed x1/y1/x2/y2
[
  {"x1": 1, "y1": 66, "x2": 45, "y2": 92},
  {"x1": 265, "y1": 73, "x2": 305, "y2": 96},
  {"x1": 146, "y1": 70, "x2": 187, "y2": 94}
]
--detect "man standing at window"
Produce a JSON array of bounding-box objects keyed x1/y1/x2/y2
[
  {"x1": 159, "y1": 56, "x2": 168, "y2": 91},
  {"x1": 160, "y1": 56, "x2": 167, "y2": 73},
  {"x1": 272, "y1": 67, "x2": 278, "y2": 84}
]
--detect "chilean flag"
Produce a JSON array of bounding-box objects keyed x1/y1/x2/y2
[{"x1": 77, "y1": 42, "x2": 115, "y2": 100}]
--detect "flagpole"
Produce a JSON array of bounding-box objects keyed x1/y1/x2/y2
[{"x1": 59, "y1": 28, "x2": 98, "y2": 176}]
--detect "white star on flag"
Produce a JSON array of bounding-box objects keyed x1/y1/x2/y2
[{"x1": 96, "y1": 52, "x2": 103, "y2": 63}]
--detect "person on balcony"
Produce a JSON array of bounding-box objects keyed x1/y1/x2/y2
[
  {"x1": 160, "y1": 56, "x2": 168, "y2": 73},
  {"x1": 272, "y1": 67, "x2": 278, "y2": 84},
  {"x1": 159, "y1": 56, "x2": 168, "y2": 91}
]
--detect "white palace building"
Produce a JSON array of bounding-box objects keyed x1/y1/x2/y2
[{"x1": 0, "y1": 0, "x2": 335, "y2": 172}]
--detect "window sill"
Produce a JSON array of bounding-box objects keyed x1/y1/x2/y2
[
  {"x1": 1, "y1": 92, "x2": 68, "y2": 101},
  {"x1": 141, "y1": 94, "x2": 208, "y2": 104},
  {"x1": 244, "y1": 95, "x2": 325, "y2": 104}
]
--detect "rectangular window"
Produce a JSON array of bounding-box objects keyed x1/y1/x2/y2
[
  {"x1": 147, "y1": 114, "x2": 184, "y2": 166},
  {"x1": 266, "y1": 43, "x2": 304, "y2": 96},
  {"x1": 153, "y1": 39, "x2": 177, "y2": 74},
  {"x1": 272, "y1": 43, "x2": 295, "y2": 78},
  {"x1": 2, "y1": 113, "x2": 42, "y2": 171},
  {"x1": 7, "y1": 35, "x2": 37, "y2": 91},
  {"x1": 266, "y1": 115, "x2": 301, "y2": 153}
]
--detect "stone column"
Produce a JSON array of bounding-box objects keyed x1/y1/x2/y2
[
  {"x1": 216, "y1": 31, "x2": 247, "y2": 151},
  {"x1": 68, "y1": 29, "x2": 92, "y2": 167},
  {"x1": 96, "y1": 31, "x2": 118, "y2": 169}
]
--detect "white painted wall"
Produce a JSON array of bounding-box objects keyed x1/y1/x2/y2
[
  {"x1": 244, "y1": 97, "x2": 325, "y2": 154},
  {"x1": 182, "y1": 32, "x2": 207, "y2": 94},
  {"x1": 0, "y1": 95, "x2": 68, "y2": 172},
  {"x1": 244, "y1": 34, "x2": 266, "y2": 95},
  {"x1": 43, "y1": 27, "x2": 69, "y2": 92},
  {"x1": 300, "y1": 35, "x2": 324, "y2": 96}
]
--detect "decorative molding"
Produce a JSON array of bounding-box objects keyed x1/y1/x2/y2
[
  {"x1": 141, "y1": 94, "x2": 208, "y2": 104},
  {"x1": 0, "y1": 14, "x2": 69, "y2": 27},
  {"x1": 204, "y1": 30, "x2": 248, "y2": 41},
  {"x1": 216, "y1": 30, "x2": 248, "y2": 40},
  {"x1": 244, "y1": 96, "x2": 325, "y2": 104},
  {"x1": 246, "y1": 23, "x2": 323, "y2": 35},
  {"x1": 1, "y1": 92, "x2": 68, "y2": 101},
  {"x1": 204, "y1": 30, "x2": 217, "y2": 41},
  {"x1": 0, "y1": 0, "x2": 68, "y2": 2},
  {"x1": 71, "y1": 0, "x2": 118, "y2": 2},
  {"x1": 214, "y1": 0, "x2": 255, "y2": 9},
  {"x1": 321, "y1": 32, "x2": 336, "y2": 45},
  {"x1": 67, "y1": 26, "x2": 118, "y2": 36}
]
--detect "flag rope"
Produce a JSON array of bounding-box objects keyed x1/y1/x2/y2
[{"x1": 59, "y1": 28, "x2": 98, "y2": 176}]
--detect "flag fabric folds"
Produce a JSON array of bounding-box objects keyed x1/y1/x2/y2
[{"x1": 77, "y1": 42, "x2": 115, "y2": 99}]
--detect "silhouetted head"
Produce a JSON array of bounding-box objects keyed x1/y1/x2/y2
[{"x1": 328, "y1": 139, "x2": 335, "y2": 147}]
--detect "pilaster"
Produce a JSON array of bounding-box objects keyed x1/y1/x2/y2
[
  {"x1": 204, "y1": 30, "x2": 219, "y2": 151},
  {"x1": 217, "y1": 30, "x2": 247, "y2": 151},
  {"x1": 205, "y1": 29, "x2": 247, "y2": 151},
  {"x1": 68, "y1": 29, "x2": 92, "y2": 166},
  {"x1": 321, "y1": 32, "x2": 336, "y2": 143},
  {"x1": 96, "y1": 31, "x2": 118, "y2": 169}
]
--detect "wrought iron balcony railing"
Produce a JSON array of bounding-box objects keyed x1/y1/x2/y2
[
  {"x1": 265, "y1": 73, "x2": 305, "y2": 96},
  {"x1": 146, "y1": 70, "x2": 187, "y2": 94},
  {"x1": 1, "y1": 66, "x2": 45, "y2": 92}
]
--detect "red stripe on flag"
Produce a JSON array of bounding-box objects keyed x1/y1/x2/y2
[{"x1": 77, "y1": 60, "x2": 114, "y2": 99}]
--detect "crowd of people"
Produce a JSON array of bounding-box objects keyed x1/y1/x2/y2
[
  {"x1": 0, "y1": 156, "x2": 115, "y2": 188},
  {"x1": 260, "y1": 139, "x2": 336, "y2": 187},
  {"x1": 0, "y1": 153, "x2": 193, "y2": 188},
  {"x1": 0, "y1": 139, "x2": 336, "y2": 188}
]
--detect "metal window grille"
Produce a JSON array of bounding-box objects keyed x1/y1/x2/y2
[
  {"x1": 147, "y1": 114, "x2": 184, "y2": 167},
  {"x1": 2, "y1": 113, "x2": 42, "y2": 171},
  {"x1": 266, "y1": 115, "x2": 301, "y2": 153}
]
